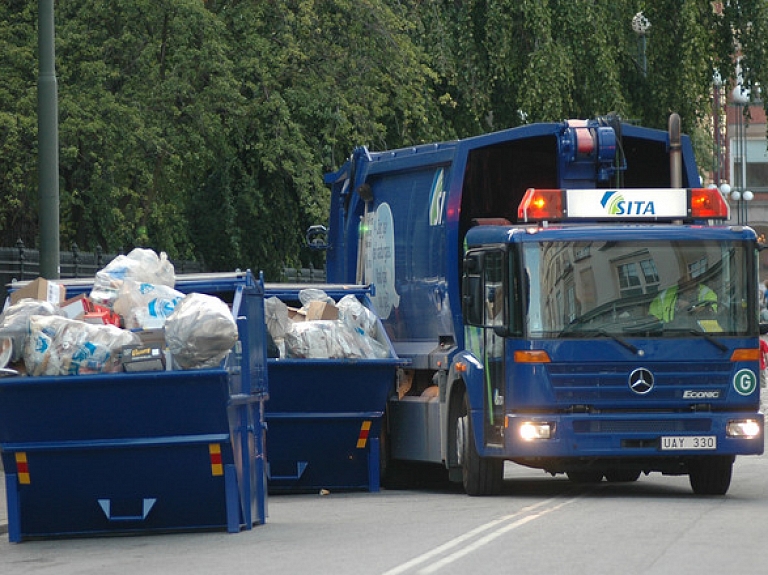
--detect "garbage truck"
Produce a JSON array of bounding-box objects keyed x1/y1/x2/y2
[{"x1": 317, "y1": 114, "x2": 764, "y2": 495}]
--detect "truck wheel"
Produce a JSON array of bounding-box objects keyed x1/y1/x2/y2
[
  {"x1": 688, "y1": 456, "x2": 733, "y2": 495},
  {"x1": 566, "y1": 471, "x2": 604, "y2": 484},
  {"x1": 456, "y1": 392, "x2": 503, "y2": 496},
  {"x1": 604, "y1": 469, "x2": 641, "y2": 482}
]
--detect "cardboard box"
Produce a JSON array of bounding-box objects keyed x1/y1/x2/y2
[
  {"x1": 10, "y1": 277, "x2": 66, "y2": 306},
  {"x1": 121, "y1": 344, "x2": 166, "y2": 372},
  {"x1": 287, "y1": 306, "x2": 305, "y2": 322},
  {"x1": 59, "y1": 294, "x2": 95, "y2": 319},
  {"x1": 304, "y1": 301, "x2": 338, "y2": 321}
]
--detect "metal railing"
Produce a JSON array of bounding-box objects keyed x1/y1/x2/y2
[{"x1": 279, "y1": 266, "x2": 326, "y2": 283}]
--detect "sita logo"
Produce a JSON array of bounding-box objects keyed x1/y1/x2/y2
[{"x1": 600, "y1": 191, "x2": 656, "y2": 215}]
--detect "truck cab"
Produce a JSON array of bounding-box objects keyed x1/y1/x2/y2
[{"x1": 458, "y1": 188, "x2": 763, "y2": 494}]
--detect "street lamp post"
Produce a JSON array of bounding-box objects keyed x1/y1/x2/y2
[
  {"x1": 731, "y1": 83, "x2": 751, "y2": 225},
  {"x1": 38, "y1": 0, "x2": 60, "y2": 279},
  {"x1": 729, "y1": 187, "x2": 753, "y2": 226},
  {"x1": 712, "y1": 71, "x2": 726, "y2": 187},
  {"x1": 632, "y1": 12, "x2": 651, "y2": 78}
]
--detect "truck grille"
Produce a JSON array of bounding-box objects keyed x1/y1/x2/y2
[{"x1": 547, "y1": 361, "x2": 731, "y2": 403}]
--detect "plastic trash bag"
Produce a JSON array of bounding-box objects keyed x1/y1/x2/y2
[
  {"x1": 164, "y1": 293, "x2": 238, "y2": 369},
  {"x1": 0, "y1": 336, "x2": 11, "y2": 369},
  {"x1": 113, "y1": 280, "x2": 185, "y2": 330},
  {"x1": 0, "y1": 299, "x2": 61, "y2": 362},
  {"x1": 298, "y1": 288, "x2": 335, "y2": 306},
  {"x1": 283, "y1": 320, "x2": 389, "y2": 359},
  {"x1": 90, "y1": 248, "x2": 176, "y2": 308},
  {"x1": 264, "y1": 296, "x2": 292, "y2": 340},
  {"x1": 337, "y1": 294, "x2": 378, "y2": 339},
  {"x1": 24, "y1": 315, "x2": 140, "y2": 376},
  {"x1": 264, "y1": 296, "x2": 292, "y2": 358}
]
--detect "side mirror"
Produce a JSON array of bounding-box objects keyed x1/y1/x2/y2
[
  {"x1": 306, "y1": 225, "x2": 329, "y2": 250},
  {"x1": 493, "y1": 324, "x2": 511, "y2": 338},
  {"x1": 462, "y1": 276, "x2": 483, "y2": 325}
]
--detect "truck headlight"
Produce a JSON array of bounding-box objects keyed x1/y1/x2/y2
[
  {"x1": 519, "y1": 421, "x2": 552, "y2": 441},
  {"x1": 726, "y1": 419, "x2": 761, "y2": 438}
]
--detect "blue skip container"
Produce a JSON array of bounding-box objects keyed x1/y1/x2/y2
[
  {"x1": 263, "y1": 285, "x2": 400, "y2": 493},
  {"x1": 0, "y1": 271, "x2": 268, "y2": 542}
]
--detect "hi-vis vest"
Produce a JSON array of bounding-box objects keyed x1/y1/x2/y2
[{"x1": 649, "y1": 284, "x2": 717, "y2": 322}]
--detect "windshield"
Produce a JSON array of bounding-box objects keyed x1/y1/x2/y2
[{"x1": 523, "y1": 240, "x2": 754, "y2": 338}]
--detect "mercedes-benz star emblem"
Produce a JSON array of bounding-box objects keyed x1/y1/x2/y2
[{"x1": 629, "y1": 368, "x2": 654, "y2": 395}]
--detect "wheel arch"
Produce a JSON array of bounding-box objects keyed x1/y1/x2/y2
[{"x1": 443, "y1": 354, "x2": 485, "y2": 467}]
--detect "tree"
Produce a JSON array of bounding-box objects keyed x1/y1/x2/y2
[
  {"x1": 209, "y1": 0, "x2": 446, "y2": 277},
  {"x1": 0, "y1": 1, "x2": 41, "y2": 246},
  {"x1": 55, "y1": 0, "x2": 242, "y2": 262},
  {"x1": 408, "y1": 0, "x2": 767, "y2": 140}
]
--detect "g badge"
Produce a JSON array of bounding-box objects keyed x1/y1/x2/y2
[{"x1": 733, "y1": 369, "x2": 757, "y2": 396}]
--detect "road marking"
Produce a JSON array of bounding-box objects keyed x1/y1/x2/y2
[{"x1": 380, "y1": 495, "x2": 580, "y2": 575}]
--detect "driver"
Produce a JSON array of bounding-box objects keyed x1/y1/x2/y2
[{"x1": 649, "y1": 283, "x2": 717, "y2": 323}]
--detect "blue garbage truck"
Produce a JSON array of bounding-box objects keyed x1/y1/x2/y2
[{"x1": 319, "y1": 114, "x2": 764, "y2": 495}]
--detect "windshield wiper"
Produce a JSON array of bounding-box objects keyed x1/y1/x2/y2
[
  {"x1": 598, "y1": 329, "x2": 640, "y2": 355},
  {"x1": 563, "y1": 328, "x2": 640, "y2": 355},
  {"x1": 662, "y1": 327, "x2": 729, "y2": 353},
  {"x1": 685, "y1": 329, "x2": 728, "y2": 353}
]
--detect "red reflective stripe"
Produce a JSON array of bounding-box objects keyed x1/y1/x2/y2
[
  {"x1": 15, "y1": 452, "x2": 30, "y2": 484},
  {"x1": 357, "y1": 421, "x2": 372, "y2": 448},
  {"x1": 209, "y1": 443, "x2": 224, "y2": 476}
]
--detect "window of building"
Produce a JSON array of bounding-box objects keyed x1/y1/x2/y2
[
  {"x1": 617, "y1": 257, "x2": 660, "y2": 297},
  {"x1": 688, "y1": 257, "x2": 708, "y2": 279},
  {"x1": 731, "y1": 138, "x2": 768, "y2": 192}
]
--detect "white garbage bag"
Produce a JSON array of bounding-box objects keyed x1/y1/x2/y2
[
  {"x1": 164, "y1": 293, "x2": 238, "y2": 369},
  {"x1": 90, "y1": 248, "x2": 176, "y2": 308},
  {"x1": 24, "y1": 315, "x2": 140, "y2": 376}
]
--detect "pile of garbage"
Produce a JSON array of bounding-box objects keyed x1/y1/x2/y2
[
  {"x1": 0, "y1": 248, "x2": 238, "y2": 376},
  {"x1": 265, "y1": 288, "x2": 390, "y2": 360}
]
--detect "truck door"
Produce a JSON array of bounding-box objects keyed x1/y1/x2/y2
[{"x1": 463, "y1": 249, "x2": 506, "y2": 445}]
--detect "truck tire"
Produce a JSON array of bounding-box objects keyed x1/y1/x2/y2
[
  {"x1": 688, "y1": 456, "x2": 733, "y2": 495},
  {"x1": 456, "y1": 392, "x2": 503, "y2": 496}
]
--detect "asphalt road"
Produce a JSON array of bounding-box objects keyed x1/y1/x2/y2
[{"x1": 1, "y1": 451, "x2": 767, "y2": 575}]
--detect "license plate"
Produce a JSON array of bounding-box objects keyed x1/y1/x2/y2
[{"x1": 660, "y1": 436, "x2": 716, "y2": 451}]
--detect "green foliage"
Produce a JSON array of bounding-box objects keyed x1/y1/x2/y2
[
  {"x1": 0, "y1": 2, "x2": 39, "y2": 243},
  {"x1": 0, "y1": 0, "x2": 766, "y2": 275}
]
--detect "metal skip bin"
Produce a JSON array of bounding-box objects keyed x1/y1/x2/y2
[
  {"x1": 264, "y1": 286, "x2": 400, "y2": 493},
  {"x1": 0, "y1": 271, "x2": 269, "y2": 542}
]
